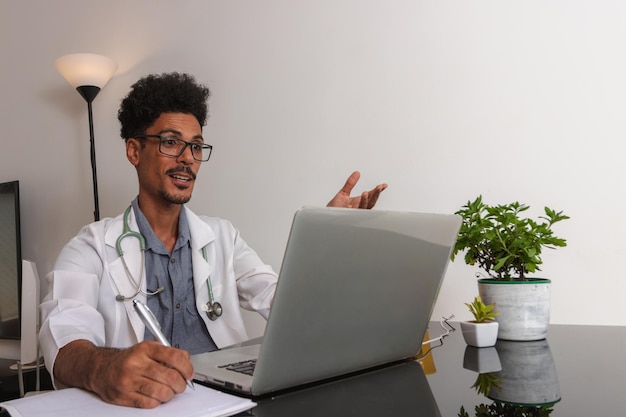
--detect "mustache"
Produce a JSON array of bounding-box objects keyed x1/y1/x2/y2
[{"x1": 166, "y1": 166, "x2": 197, "y2": 180}]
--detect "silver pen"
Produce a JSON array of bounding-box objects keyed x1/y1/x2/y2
[{"x1": 133, "y1": 299, "x2": 195, "y2": 390}]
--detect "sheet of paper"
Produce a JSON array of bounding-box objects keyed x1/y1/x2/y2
[{"x1": 0, "y1": 385, "x2": 255, "y2": 417}]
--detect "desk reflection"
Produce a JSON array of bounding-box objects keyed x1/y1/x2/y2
[
  {"x1": 250, "y1": 361, "x2": 440, "y2": 417},
  {"x1": 488, "y1": 339, "x2": 560, "y2": 407},
  {"x1": 459, "y1": 339, "x2": 561, "y2": 416}
]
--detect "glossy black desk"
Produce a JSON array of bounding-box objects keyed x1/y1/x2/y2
[
  {"x1": 427, "y1": 322, "x2": 626, "y2": 416},
  {"x1": 239, "y1": 322, "x2": 626, "y2": 416}
]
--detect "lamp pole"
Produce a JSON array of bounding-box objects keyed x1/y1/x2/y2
[{"x1": 77, "y1": 85, "x2": 102, "y2": 221}]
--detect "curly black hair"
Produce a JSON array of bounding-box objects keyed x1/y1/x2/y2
[{"x1": 117, "y1": 72, "x2": 210, "y2": 140}]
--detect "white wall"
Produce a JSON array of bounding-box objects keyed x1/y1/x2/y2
[{"x1": 1, "y1": 1, "x2": 625, "y2": 335}]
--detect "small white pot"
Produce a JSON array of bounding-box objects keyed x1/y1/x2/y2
[{"x1": 461, "y1": 320, "x2": 499, "y2": 347}]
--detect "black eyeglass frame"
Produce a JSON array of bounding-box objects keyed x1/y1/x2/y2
[{"x1": 135, "y1": 135, "x2": 213, "y2": 162}]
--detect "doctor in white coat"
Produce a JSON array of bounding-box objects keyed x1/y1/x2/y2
[
  {"x1": 39, "y1": 73, "x2": 387, "y2": 409},
  {"x1": 39, "y1": 204, "x2": 277, "y2": 356}
]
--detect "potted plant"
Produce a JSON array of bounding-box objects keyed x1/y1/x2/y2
[
  {"x1": 451, "y1": 196, "x2": 569, "y2": 341},
  {"x1": 461, "y1": 296, "x2": 500, "y2": 347}
]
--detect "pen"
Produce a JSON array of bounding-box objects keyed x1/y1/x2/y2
[{"x1": 133, "y1": 299, "x2": 195, "y2": 390}]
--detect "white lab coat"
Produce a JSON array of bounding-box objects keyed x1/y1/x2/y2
[{"x1": 38, "y1": 205, "x2": 277, "y2": 381}]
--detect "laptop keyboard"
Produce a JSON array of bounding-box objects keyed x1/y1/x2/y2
[{"x1": 218, "y1": 359, "x2": 257, "y2": 376}]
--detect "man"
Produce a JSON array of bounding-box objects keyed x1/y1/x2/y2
[{"x1": 39, "y1": 73, "x2": 387, "y2": 409}]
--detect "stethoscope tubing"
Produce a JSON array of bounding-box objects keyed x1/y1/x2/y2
[{"x1": 113, "y1": 206, "x2": 222, "y2": 320}]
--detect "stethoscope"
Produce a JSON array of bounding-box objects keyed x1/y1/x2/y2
[{"x1": 113, "y1": 206, "x2": 223, "y2": 321}]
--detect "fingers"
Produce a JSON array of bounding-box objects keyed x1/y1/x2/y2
[
  {"x1": 358, "y1": 191, "x2": 369, "y2": 209},
  {"x1": 115, "y1": 375, "x2": 178, "y2": 409},
  {"x1": 132, "y1": 342, "x2": 192, "y2": 397},
  {"x1": 338, "y1": 171, "x2": 360, "y2": 196},
  {"x1": 92, "y1": 342, "x2": 192, "y2": 408},
  {"x1": 149, "y1": 342, "x2": 195, "y2": 383},
  {"x1": 327, "y1": 172, "x2": 387, "y2": 209},
  {"x1": 365, "y1": 183, "x2": 388, "y2": 209},
  {"x1": 358, "y1": 183, "x2": 388, "y2": 209}
]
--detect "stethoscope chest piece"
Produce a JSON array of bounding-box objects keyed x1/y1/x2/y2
[{"x1": 202, "y1": 301, "x2": 223, "y2": 321}]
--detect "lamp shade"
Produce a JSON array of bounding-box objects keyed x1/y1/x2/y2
[{"x1": 55, "y1": 53, "x2": 118, "y2": 89}]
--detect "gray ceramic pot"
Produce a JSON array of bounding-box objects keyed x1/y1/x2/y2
[{"x1": 478, "y1": 278, "x2": 551, "y2": 341}]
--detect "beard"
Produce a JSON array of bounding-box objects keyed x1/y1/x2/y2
[
  {"x1": 160, "y1": 166, "x2": 196, "y2": 204},
  {"x1": 159, "y1": 189, "x2": 192, "y2": 205}
]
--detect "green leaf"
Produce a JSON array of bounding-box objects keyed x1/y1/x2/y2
[{"x1": 451, "y1": 196, "x2": 569, "y2": 280}]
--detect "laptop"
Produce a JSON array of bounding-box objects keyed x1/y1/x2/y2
[{"x1": 191, "y1": 206, "x2": 461, "y2": 397}]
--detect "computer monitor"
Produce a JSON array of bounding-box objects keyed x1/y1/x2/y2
[
  {"x1": 0, "y1": 180, "x2": 22, "y2": 342},
  {"x1": 0, "y1": 180, "x2": 39, "y2": 364}
]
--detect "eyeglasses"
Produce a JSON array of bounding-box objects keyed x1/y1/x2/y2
[{"x1": 135, "y1": 135, "x2": 213, "y2": 162}]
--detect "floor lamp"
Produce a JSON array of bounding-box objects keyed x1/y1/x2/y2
[{"x1": 55, "y1": 53, "x2": 117, "y2": 222}]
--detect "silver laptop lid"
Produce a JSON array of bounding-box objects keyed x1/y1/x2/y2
[{"x1": 251, "y1": 207, "x2": 461, "y2": 394}]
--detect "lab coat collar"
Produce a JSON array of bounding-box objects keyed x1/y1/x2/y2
[
  {"x1": 184, "y1": 205, "x2": 215, "y2": 251},
  {"x1": 103, "y1": 205, "x2": 216, "y2": 253}
]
